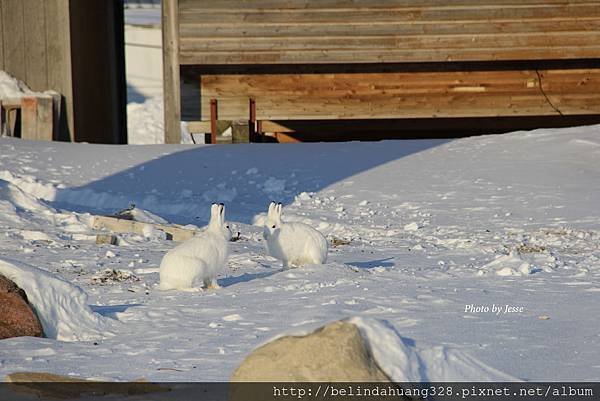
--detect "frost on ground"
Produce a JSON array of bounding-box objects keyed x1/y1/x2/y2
[{"x1": 0, "y1": 124, "x2": 599, "y2": 381}]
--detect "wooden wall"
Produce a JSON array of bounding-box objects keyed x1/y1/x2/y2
[
  {"x1": 178, "y1": 0, "x2": 600, "y2": 65},
  {"x1": 200, "y1": 69, "x2": 600, "y2": 120},
  {"x1": 164, "y1": 0, "x2": 600, "y2": 142},
  {"x1": 0, "y1": 0, "x2": 74, "y2": 140},
  {"x1": 0, "y1": 0, "x2": 126, "y2": 143}
]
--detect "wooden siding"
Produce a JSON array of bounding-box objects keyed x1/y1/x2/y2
[
  {"x1": 200, "y1": 69, "x2": 600, "y2": 120},
  {"x1": 179, "y1": 0, "x2": 600, "y2": 65}
]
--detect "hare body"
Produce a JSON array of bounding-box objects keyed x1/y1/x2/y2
[
  {"x1": 263, "y1": 202, "x2": 328, "y2": 268},
  {"x1": 159, "y1": 204, "x2": 231, "y2": 290}
]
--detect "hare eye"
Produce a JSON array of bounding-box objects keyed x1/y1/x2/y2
[
  {"x1": 226, "y1": 225, "x2": 229, "y2": 228},
  {"x1": 271, "y1": 225, "x2": 276, "y2": 229}
]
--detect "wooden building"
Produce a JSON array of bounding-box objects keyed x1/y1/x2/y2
[
  {"x1": 0, "y1": 0, "x2": 127, "y2": 143},
  {"x1": 164, "y1": 0, "x2": 600, "y2": 143}
]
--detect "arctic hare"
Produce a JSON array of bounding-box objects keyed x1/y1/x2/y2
[
  {"x1": 263, "y1": 202, "x2": 328, "y2": 268},
  {"x1": 159, "y1": 203, "x2": 232, "y2": 290}
]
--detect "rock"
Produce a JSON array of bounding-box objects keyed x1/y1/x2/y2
[
  {"x1": 5, "y1": 372, "x2": 169, "y2": 399},
  {"x1": 231, "y1": 320, "x2": 391, "y2": 382},
  {"x1": 0, "y1": 275, "x2": 44, "y2": 339}
]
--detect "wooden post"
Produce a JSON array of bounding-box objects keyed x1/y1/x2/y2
[
  {"x1": 20, "y1": 97, "x2": 38, "y2": 140},
  {"x1": 210, "y1": 98, "x2": 218, "y2": 144},
  {"x1": 232, "y1": 120, "x2": 250, "y2": 143},
  {"x1": 256, "y1": 120, "x2": 263, "y2": 143},
  {"x1": 249, "y1": 98, "x2": 256, "y2": 142},
  {"x1": 162, "y1": 0, "x2": 181, "y2": 144},
  {"x1": 19, "y1": 96, "x2": 54, "y2": 141},
  {"x1": 36, "y1": 96, "x2": 53, "y2": 140},
  {"x1": 46, "y1": 91, "x2": 62, "y2": 141}
]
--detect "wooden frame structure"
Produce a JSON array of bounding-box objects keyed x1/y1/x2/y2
[
  {"x1": 163, "y1": 0, "x2": 600, "y2": 143},
  {"x1": 0, "y1": 0, "x2": 127, "y2": 143}
]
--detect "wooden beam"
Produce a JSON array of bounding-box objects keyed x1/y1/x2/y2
[
  {"x1": 45, "y1": 0, "x2": 74, "y2": 141},
  {"x1": 249, "y1": 98, "x2": 256, "y2": 142},
  {"x1": 201, "y1": 69, "x2": 600, "y2": 120},
  {"x1": 20, "y1": 97, "x2": 38, "y2": 140},
  {"x1": 92, "y1": 215, "x2": 199, "y2": 242},
  {"x1": 210, "y1": 98, "x2": 218, "y2": 144},
  {"x1": 186, "y1": 120, "x2": 211, "y2": 133},
  {"x1": 35, "y1": 96, "x2": 53, "y2": 141},
  {"x1": 232, "y1": 120, "x2": 250, "y2": 143},
  {"x1": 162, "y1": 0, "x2": 181, "y2": 144}
]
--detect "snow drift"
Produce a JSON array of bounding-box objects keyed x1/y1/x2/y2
[{"x1": 0, "y1": 258, "x2": 114, "y2": 342}]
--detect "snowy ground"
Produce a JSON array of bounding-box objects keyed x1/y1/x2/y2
[{"x1": 0, "y1": 124, "x2": 599, "y2": 381}]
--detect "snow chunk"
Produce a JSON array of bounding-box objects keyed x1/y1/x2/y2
[
  {"x1": 0, "y1": 258, "x2": 114, "y2": 342},
  {"x1": 483, "y1": 252, "x2": 538, "y2": 277},
  {"x1": 263, "y1": 177, "x2": 286, "y2": 194},
  {"x1": 0, "y1": 70, "x2": 33, "y2": 98},
  {"x1": 350, "y1": 317, "x2": 518, "y2": 382},
  {"x1": 222, "y1": 314, "x2": 243, "y2": 322},
  {"x1": 119, "y1": 206, "x2": 168, "y2": 225},
  {"x1": 404, "y1": 222, "x2": 421, "y2": 232},
  {"x1": 202, "y1": 184, "x2": 237, "y2": 203},
  {"x1": 296, "y1": 192, "x2": 313, "y2": 201},
  {"x1": 0, "y1": 178, "x2": 55, "y2": 215}
]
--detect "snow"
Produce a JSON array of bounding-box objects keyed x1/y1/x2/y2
[
  {"x1": 126, "y1": 97, "x2": 164, "y2": 145},
  {"x1": 0, "y1": 71, "x2": 33, "y2": 99},
  {"x1": 264, "y1": 317, "x2": 518, "y2": 382},
  {"x1": 0, "y1": 258, "x2": 114, "y2": 342},
  {"x1": 350, "y1": 317, "x2": 519, "y2": 382},
  {"x1": 0, "y1": 124, "x2": 599, "y2": 381}
]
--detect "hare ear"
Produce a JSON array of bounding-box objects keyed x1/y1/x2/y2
[
  {"x1": 275, "y1": 202, "x2": 283, "y2": 218},
  {"x1": 210, "y1": 203, "x2": 219, "y2": 222},
  {"x1": 219, "y1": 203, "x2": 225, "y2": 223},
  {"x1": 268, "y1": 201, "x2": 276, "y2": 217}
]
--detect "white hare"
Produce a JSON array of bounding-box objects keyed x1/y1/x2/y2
[
  {"x1": 159, "y1": 203, "x2": 232, "y2": 291},
  {"x1": 263, "y1": 202, "x2": 328, "y2": 268}
]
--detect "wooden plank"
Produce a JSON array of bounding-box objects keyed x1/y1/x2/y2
[
  {"x1": 177, "y1": 0, "x2": 600, "y2": 65},
  {"x1": 231, "y1": 121, "x2": 250, "y2": 143},
  {"x1": 92, "y1": 215, "x2": 199, "y2": 242},
  {"x1": 0, "y1": 1, "x2": 4, "y2": 70},
  {"x1": 35, "y1": 96, "x2": 53, "y2": 141},
  {"x1": 180, "y1": 19, "x2": 600, "y2": 39},
  {"x1": 45, "y1": 0, "x2": 74, "y2": 141},
  {"x1": 1, "y1": 0, "x2": 25, "y2": 79},
  {"x1": 180, "y1": 32, "x2": 600, "y2": 53},
  {"x1": 163, "y1": 0, "x2": 182, "y2": 144},
  {"x1": 179, "y1": 0, "x2": 598, "y2": 10},
  {"x1": 187, "y1": 120, "x2": 211, "y2": 133},
  {"x1": 179, "y1": 4, "x2": 600, "y2": 24},
  {"x1": 200, "y1": 69, "x2": 600, "y2": 120},
  {"x1": 20, "y1": 97, "x2": 37, "y2": 140},
  {"x1": 22, "y1": 0, "x2": 48, "y2": 90},
  {"x1": 181, "y1": 46, "x2": 600, "y2": 65},
  {"x1": 46, "y1": 90, "x2": 62, "y2": 141}
]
